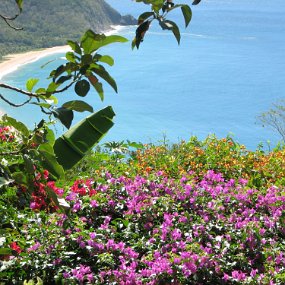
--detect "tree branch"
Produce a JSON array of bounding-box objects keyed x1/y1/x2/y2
[
  {"x1": 0, "y1": 81, "x2": 75, "y2": 97},
  {"x1": 0, "y1": 13, "x2": 23, "y2": 30},
  {"x1": 0, "y1": 93, "x2": 31, "y2": 107},
  {"x1": 0, "y1": 83, "x2": 40, "y2": 97}
]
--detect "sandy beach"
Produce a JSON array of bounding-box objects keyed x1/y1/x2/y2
[
  {"x1": 0, "y1": 45, "x2": 71, "y2": 80},
  {"x1": 0, "y1": 45, "x2": 71, "y2": 117},
  {"x1": 0, "y1": 25, "x2": 124, "y2": 81},
  {"x1": 0, "y1": 25, "x2": 125, "y2": 117}
]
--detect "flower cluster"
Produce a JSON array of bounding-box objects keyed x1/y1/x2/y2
[
  {"x1": 0, "y1": 126, "x2": 15, "y2": 142},
  {"x1": 29, "y1": 169, "x2": 64, "y2": 211},
  {"x1": 6, "y1": 170, "x2": 285, "y2": 284}
]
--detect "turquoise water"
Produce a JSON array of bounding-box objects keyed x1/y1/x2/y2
[{"x1": 1, "y1": 0, "x2": 285, "y2": 150}]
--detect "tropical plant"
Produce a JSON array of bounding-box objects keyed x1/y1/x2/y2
[{"x1": 0, "y1": 0, "x2": 201, "y2": 193}]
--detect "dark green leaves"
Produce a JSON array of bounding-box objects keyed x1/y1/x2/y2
[
  {"x1": 192, "y1": 0, "x2": 202, "y2": 5},
  {"x1": 181, "y1": 5, "x2": 192, "y2": 28},
  {"x1": 38, "y1": 143, "x2": 65, "y2": 179},
  {"x1": 62, "y1": 100, "x2": 93, "y2": 113},
  {"x1": 138, "y1": 12, "x2": 155, "y2": 25},
  {"x1": 88, "y1": 75, "x2": 104, "y2": 101},
  {"x1": 132, "y1": 20, "x2": 150, "y2": 49},
  {"x1": 52, "y1": 107, "x2": 74, "y2": 129},
  {"x1": 159, "y1": 20, "x2": 181, "y2": 44},
  {"x1": 90, "y1": 65, "x2": 117, "y2": 93},
  {"x1": 75, "y1": 80, "x2": 90, "y2": 97},
  {"x1": 132, "y1": 2, "x2": 196, "y2": 48}
]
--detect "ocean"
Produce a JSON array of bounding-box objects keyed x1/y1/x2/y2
[{"x1": 1, "y1": 0, "x2": 285, "y2": 150}]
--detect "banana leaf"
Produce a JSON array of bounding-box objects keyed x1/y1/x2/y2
[{"x1": 54, "y1": 106, "x2": 115, "y2": 170}]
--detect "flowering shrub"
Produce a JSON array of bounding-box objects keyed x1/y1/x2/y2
[
  {"x1": 130, "y1": 136, "x2": 285, "y2": 188},
  {"x1": 2, "y1": 170, "x2": 285, "y2": 284},
  {"x1": 0, "y1": 126, "x2": 15, "y2": 142},
  {"x1": 2, "y1": 128, "x2": 285, "y2": 284}
]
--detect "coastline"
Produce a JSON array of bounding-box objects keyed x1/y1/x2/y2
[
  {"x1": 0, "y1": 46, "x2": 71, "y2": 81},
  {"x1": 0, "y1": 25, "x2": 125, "y2": 117},
  {"x1": 0, "y1": 25, "x2": 125, "y2": 81}
]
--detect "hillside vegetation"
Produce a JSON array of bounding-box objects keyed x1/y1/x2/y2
[{"x1": 0, "y1": 0, "x2": 135, "y2": 58}]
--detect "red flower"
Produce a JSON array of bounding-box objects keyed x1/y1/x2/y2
[{"x1": 10, "y1": 242, "x2": 21, "y2": 254}]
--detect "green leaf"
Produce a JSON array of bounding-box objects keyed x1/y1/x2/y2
[
  {"x1": 82, "y1": 54, "x2": 93, "y2": 65},
  {"x1": 94, "y1": 82, "x2": 104, "y2": 101},
  {"x1": 23, "y1": 154, "x2": 35, "y2": 174},
  {"x1": 88, "y1": 75, "x2": 104, "y2": 101},
  {"x1": 75, "y1": 79, "x2": 90, "y2": 97},
  {"x1": 12, "y1": 172, "x2": 27, "y2": 185},
  {"x1": 138, "y1": 12, "x2": 155, "y2": 25},
  {"x1": 65, "y1": 52, "x2": 76, "y2": 63},
  {"x1": 67, "y1": 40, "x2": 82, "y2": 55},
  {"x1": 56, "y1": 75, "x2": 72, "y2": 85},
  {"x1": 0, "y1": 248, "x2": 12, "y2": 255},
  {"x1": 47, "y1": 95, "x2": 58, "y2": 105},
  {"x1": 80, "y1": 30, "x2": 127, "y2": 54},
  {"x1": 2, "y1": 115, "x2": 29, "y2": 138},
  {"x1": 181, "y1": 5, "x2": 192, "y2": 27},
  {"x1": 81, "y1": 30, "x2": 105, "y2": 54},
  {"x1": 52, "y1": 107, "x2": 74, "y2": 129},
  {"x1": 15, "y1": 0, "x2": 23, "y2": 12},
  {"x1": 26, "y1": 78, "x2": 39, "y2": 92},
  {"x1": 38, "y1": 143, "x2": 65, "y2": 179},
  {"x1": 35, "y1": 88, "x2": 46, "y2": 94},
  {"x1": 134, "y1": 20, "x2": 150, "y2": 49},
  {"x1": 62, "y1": 100, "x2": 94, "y2": 113},
  {"x1": 31, "y1": 102, "x2": 51, "y2": 109},
  {"x1": 90, "y1": 65, "x2": 117, "y2": 93},
  {"x1": 160, "y1": 20, "x2": 181, "y2": 44},
  {"x1": 95, "y1": 34, "x2": 128, "y2": 50},
  {"x1": 94, "y1": 54, "x2": 114, "y2": 66},
  {"x1": 45, "y1": 127, "x2": 56, "y2": 145},
  {"x1": 54, "y1": 106, "x2": 115, "y2": 170},
  {"x1": 46, "y1": 82, "x2": 59, "y2": 93}
]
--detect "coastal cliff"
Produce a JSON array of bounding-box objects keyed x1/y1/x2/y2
[{"x1": 0, "y1": 0, "x2": 136, "y2": 58}]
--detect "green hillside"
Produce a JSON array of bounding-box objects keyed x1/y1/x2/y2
[{"x1": 0, "y1": 0, "x2": 135, "y2": 58}]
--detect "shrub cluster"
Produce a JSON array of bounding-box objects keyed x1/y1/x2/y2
[{"x1": 1, "y1": 130, "x2": 285, "y2": 284}]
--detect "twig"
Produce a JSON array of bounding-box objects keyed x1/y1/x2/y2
[
  {"x1": 0, "y1": 93, "x2": 31, "y2": 107},
  {"x1": 0, "y1": 81, "x2": 76, "y2": 97},
  {"x1": 0, "y1": 14, "x2": 23, "y2": 30}
]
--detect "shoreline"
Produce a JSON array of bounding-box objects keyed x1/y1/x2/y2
[
  {"x1": 0, "y1": 25, "x2": 125, "y2": 81},
  {"x1": 0, "y1": 25, "x2": 125, "y2": 117},
  {"x1": 0, "y1": 46, "x2": 71, "y2": 80}
]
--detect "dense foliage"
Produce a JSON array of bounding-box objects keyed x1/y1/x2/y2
[
  {"x1": 0, "y1": 0, "x2": 134, "y2": 58},
  {"x1": 1, "y1": 131, "x2": 285, "y2": 284}
]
